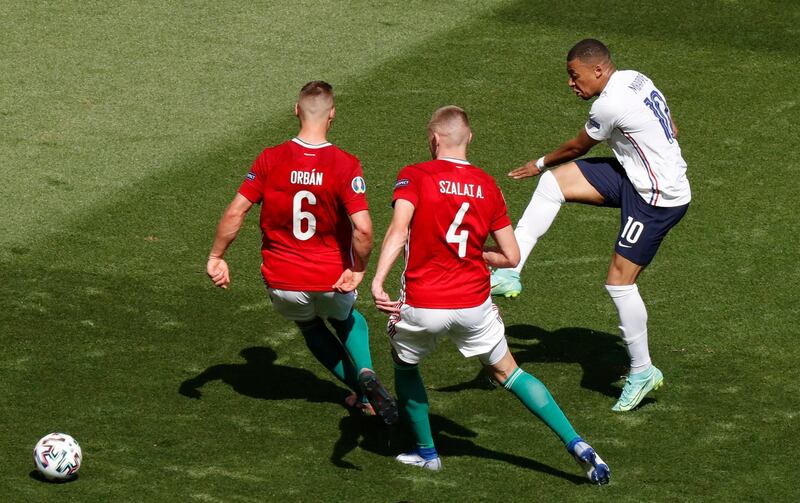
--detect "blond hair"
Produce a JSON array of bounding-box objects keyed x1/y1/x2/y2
[{"x1": 428, "y1": 106, "x2": 471, "y2": 147}]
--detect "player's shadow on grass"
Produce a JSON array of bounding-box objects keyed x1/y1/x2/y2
[
  {"x1": 437, "y1": 325, "x2": 631, "y2": 400},
  {"x1": 428, "y1": 414, "x2": 586, "y2": 484},
  {"x1": 333, "y1": 413, "x2": 584, "y2": 483},
  {"x1": 331, "y1": 409, "x2": 395, "y2": 470},
  {"x1": 179, "y1": 346, "x2": 349, "y2": 405}
]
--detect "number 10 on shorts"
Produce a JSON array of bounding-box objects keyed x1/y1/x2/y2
[{"x1": 620, "y1": 216, "x2": 644, "y2": 245}]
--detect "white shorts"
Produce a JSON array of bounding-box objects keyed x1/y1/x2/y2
[
  {"x1": 388, "y1": 296, "x2": 508, "y2": 366},
  {"x1": 268, "y1": 288, "x2": 355, "y2": 322}
]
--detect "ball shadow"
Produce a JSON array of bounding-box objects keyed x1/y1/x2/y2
[{"x1": 29, "y1": 470, "x2": 79, "y2": 484}]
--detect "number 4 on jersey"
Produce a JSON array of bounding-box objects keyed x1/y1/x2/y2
[{"x1": 446, "y1": 202, "x2": 470, "y2": 258}]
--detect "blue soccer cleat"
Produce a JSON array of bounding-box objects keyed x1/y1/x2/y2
[
  {"x1": 567, "y1": 438, "x2": 610, "y2": 485},
  {"x1": 612, "y1": 366, "x2": 664, "y2": 412},
  {"x1": 490, "y1": 269, "x2": 521, "y2": 298}
]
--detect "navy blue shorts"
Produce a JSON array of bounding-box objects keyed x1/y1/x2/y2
[{"x1": 576, "y1": 158, "x2": 688, "y2": 266}]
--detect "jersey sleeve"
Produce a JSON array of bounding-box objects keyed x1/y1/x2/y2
[
  {"x1": 489, "y1": 182, "x2": 512, "y2": 231},
  {"x1": 237, "y1": 151, "x2": 267, "y2": 203},
  {"x1": 392, "y1": 166, "x2": 418, "y2": 207},
  {"x1": 585, "y1": 97, "x2": 618, "y2": 141},
  {"x1": 339, "y1": 158, "x2": 369, "y2": 215}
]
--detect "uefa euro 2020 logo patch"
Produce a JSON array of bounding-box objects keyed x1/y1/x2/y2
[{"x1": 351, "y1": 176, "x2": 366, "y2": 194}]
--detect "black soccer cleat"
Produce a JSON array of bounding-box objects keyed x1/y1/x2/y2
[{"x1": 359, "y1": 370, "x2": 399, "y2": 426}]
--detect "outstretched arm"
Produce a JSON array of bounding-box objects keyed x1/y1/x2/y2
[
  {"x1": 332, "y1": 209, "x2": 373, "y2": 293},
  {"x1": 207, "y1": 194, "x2": 254, "y2": 289},
  {"x1": 509, "y1": 128, "x2": 600, "y2": 179},
  {"x1": 178, "y1": 365, "x2": 224, "y2": 399},
  {"x1": 371, "y1": 199, "x2": 415, "y2": 315},
  {"x1": 483, "y1": 225, "x2": 520, "y2": 269}
]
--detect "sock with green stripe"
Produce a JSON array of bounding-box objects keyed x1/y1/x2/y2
[
  {"x1": 328, "y1": 309, "x2": 373, "y2": 374},
  {"x1": 503, "y1": 367, "x2": 579, "y2": 445},
  {"x1": 394, "y1": 361, "x2": 436, "y2": 452},
  {"x1": 296, "y1": 317, "x2": 360, "y2": 393}
]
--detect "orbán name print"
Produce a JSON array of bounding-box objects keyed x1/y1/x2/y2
[{"x1": 291, "y1": 170, "x2": 324, "y2": 186}]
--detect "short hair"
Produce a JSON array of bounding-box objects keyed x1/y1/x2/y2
[
  {"x1": 297, "y1": 80, "x2": 334, "y2": 119},
  {"x1": 567, "y1": 39, "x2": 611, "y2": 63},
  {"x1": 428, "y1": 106, "x2": 471, "y2": 146},
  {"x1": 299, "y1": 80, "x2": 333, "y2": 100}
]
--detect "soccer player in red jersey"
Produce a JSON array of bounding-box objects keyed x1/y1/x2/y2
[
  {"x1": 207, "y1": 81, "x2": 397, "y2": 425},
  {"x1": 371, "y1": 106, "x2": 609, "y2": 483}
]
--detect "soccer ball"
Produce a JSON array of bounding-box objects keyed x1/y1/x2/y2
[{"x1": 32, "y1": 432, "x2": 82, "y2": 481}]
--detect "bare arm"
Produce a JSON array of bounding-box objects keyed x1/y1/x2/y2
[
  {"x1": 509, "y1": 128, "x2": 601, "y2": 179},
  {"x1": 482, "y1": 225, "x2": 520, "y2": 269},
  {"x1": 207, "y1": 193, "x2": 254, "y2": 289},
  {"x1": 670, "y1": 116, "x2": 679, "y2": 139},
  {"x1": 332, "y1": 209, "x2": 373, "y2": 293},
  {"x1": 371, "y1": 199, "x2": 415, "y2": 315}
]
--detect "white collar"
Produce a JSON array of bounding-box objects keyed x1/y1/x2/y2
[
  {"x1": 292, "y1": 137, "x2": 332, "y2": 149},
  {"x1": 440, "y1": 156, "x2": 470, "y2": 165}
]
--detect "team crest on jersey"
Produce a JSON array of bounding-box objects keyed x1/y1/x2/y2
[
  {"x1": 246, "y1": 171, "x2": 256, "y2": 181},
  {"x1": 394, "y1": 178, "x2": 409, "y2": 189},
  {"x1": 588, "y1": 118, "x2": 601, "y2": 130},
  {"x1": 351, "y1": 176, "x2": 366, "y2": 194}
]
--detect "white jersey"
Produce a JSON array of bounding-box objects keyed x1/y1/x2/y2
[{"x1": 585, "y1": 70, "x2": 691, "y2": 207}]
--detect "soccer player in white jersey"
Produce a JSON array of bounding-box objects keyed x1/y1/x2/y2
[
  {"x1": 491, "y1": 39, "x2": 691, "y2": 411},
  {"x1": 372, "y1": 106, "x2": 610, "y2": 484}
]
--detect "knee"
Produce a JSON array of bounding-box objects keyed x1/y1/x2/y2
[
  {"x1": 606, "y1": 254, "x2": 643, "y2": 285},
  {"x1": 606, "y1": 264, "x2": 628, "y2": 285},
  {"x1": 536, "y1": 169, "x2": 566, "y2": 204},
  {"x1": 486, "y1": 359, "x2": 517, "y2": 384}
]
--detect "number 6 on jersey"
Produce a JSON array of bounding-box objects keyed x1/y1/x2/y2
[
  {"x1": 446, "y1": 202, "x2": 470, "y2": 258},
  {"x1": 293, "y1": 190, "x2": 317, "y2": 240}
]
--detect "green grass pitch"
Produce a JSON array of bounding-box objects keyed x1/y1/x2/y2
[{"x1": 1, "y1": 0, "x2": 798, "y2": 501}]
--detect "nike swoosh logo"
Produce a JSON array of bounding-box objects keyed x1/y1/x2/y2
[{"x1": 617, "y1": 241, "x2": 633, "y2": 248}]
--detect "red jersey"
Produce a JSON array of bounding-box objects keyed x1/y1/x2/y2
[
  {"x1": 238, "y1": 138, "x2": 368, "y2": 291},
  {"x1": 392, "y1": 157, "x2": 511, "y2": 308}
]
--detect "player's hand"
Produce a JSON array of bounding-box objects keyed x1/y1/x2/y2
[
  {"x1": 508, "y1": 159, "x2": 543, "y2": 180},
  {"x1": 332, "y1": 269, "x2": 364, "y2": 293},
  {"x1": 371, "y1": 283, "x2": 400, "y2": 315},
  {"x1": 482, "y1": 249, "x2": 505, "y2": 268},
  {"x1": 207, "y1": 257, "x2": 230, "y2": 289}
]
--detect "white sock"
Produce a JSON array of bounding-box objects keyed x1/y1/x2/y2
[
  {"x1": 605, "y1": 284, "x2": 652, "y2": 374},
  {"x1": 511, "y1": 170, "x2": 565, "y2": 273}
]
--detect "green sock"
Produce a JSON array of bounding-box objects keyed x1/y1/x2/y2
[
  {"x1": 329, "y1": 309, "x2": 373, "y2": 373},
  {"x1": 394, "y1": 362, "x2": 434, "y2": 450},
  {"x1": 296, "y1": 318, "x2": 359, "y2": 393},
  {"x1": 503, "y1": 367, "x2": 579, "y2": 445}
]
